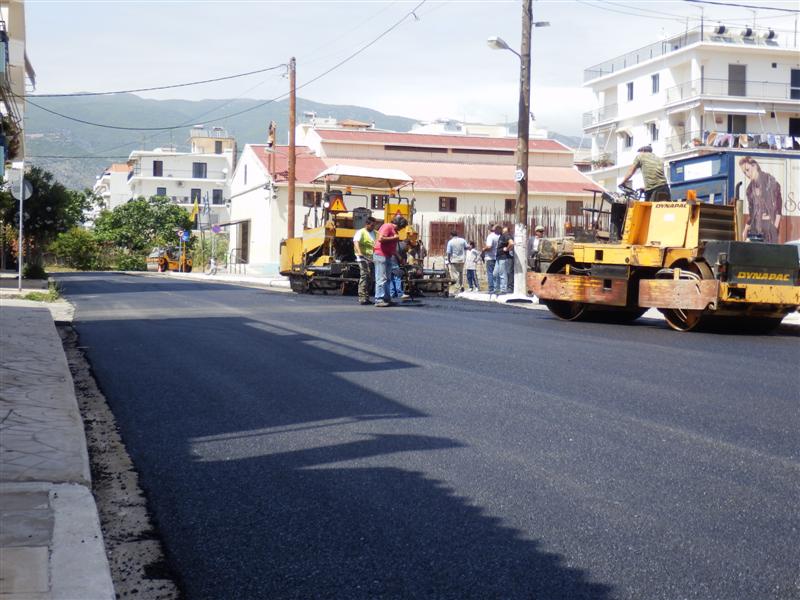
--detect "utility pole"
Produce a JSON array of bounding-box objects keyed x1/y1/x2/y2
[
  {"x1": 512, "y1": 0, "x2": 533, "y2": 300},
  {"x1": 287, "y1": 57, "x2": 297, "y2": 239}
]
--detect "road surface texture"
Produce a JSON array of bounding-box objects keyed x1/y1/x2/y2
[{"x1": 57, "y1": 273, "x2": 800, "y2": 600}]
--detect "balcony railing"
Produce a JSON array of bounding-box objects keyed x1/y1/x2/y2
[
  {"x1": 585, "y1": 25, "x2": 797, "y2": 83},
  {"x1": 129, "y1": 165, "x2": 226, "y2": 180},
  {"x1": 662, "y1": 129, "x2": 799, "y2": 155},
  {"x1": 583, "y1": 103, "x2": 619, "y2": 128},
  {"x1": 665, "y1": 78, "x2": 799, "y2": 103}
]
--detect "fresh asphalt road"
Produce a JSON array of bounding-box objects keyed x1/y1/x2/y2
[{"x1": 57, "y1": 273, "x2": 799, "y2": 600}]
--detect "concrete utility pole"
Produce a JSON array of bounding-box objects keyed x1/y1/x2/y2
[
  {"x1": 513, "y1": 0, "x2": 533, "y2": 300},
  {"x1": 17, "y1": 163, "x2": 24, "y2": 292},
  {"x1": 287, "y1": 57, "x2": 297, "y2": 239}
]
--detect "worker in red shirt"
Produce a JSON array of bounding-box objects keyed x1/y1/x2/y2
[{"x1": 373, "y1": 215, "x2": 408, "y2": 307}]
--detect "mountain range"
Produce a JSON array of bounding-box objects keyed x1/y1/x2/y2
[{"x1": 24, "y1": 94, "x2": 585, "y2": 191}]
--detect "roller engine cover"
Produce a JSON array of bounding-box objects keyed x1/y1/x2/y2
[{"x1": 702, "y1": 241, "x2": 799, "y2": 286}]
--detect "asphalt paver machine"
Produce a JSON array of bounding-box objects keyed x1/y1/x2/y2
[{"x1": 279, "y1": 166, "x2": 449, "y2": 296}]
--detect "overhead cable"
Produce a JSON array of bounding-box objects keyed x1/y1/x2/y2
[{"x1": 28, "y1": 64, "x2": 287, "y2": 98}]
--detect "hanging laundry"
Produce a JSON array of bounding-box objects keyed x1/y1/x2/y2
[
  {"x1": 705, "y1": 131, "x2": 717, "y2": 146},
  {"x1": 767, "y1": 134, "x2": 776, "y2": 147},
  {"x1": 739, "y1": 134, "x2": 749, "y2": 148}
]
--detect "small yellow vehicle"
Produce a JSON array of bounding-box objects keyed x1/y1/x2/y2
[
  {"x1": 528, "y1": 187, "x2": 800, "y2": 331},
  {"x1": 146, "y1": 246, "x2": 192, "y2": 273},
  {"x1": 279, "y1": 166, "x2": 449, "y2": 296}
]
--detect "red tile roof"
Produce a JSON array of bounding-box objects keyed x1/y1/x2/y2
[
  {"x1": 312, "y1": 129, "x2": 570, "y2": 152},
  {"x1": 250, "y1": 145, "x2": 327, "y2": 183},
  {"x1": 248, "y1": 145, "x2": 600, "y2": 195}
]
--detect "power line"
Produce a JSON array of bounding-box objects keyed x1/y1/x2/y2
[
  {"x1": 576, "y1": 0, "x2": 685, "y2": 22},
  {"x1": 683, "y1": 0, "x2": 800, "y2": 13},
  {"x1": 28, "y1": 64, "x2": 287, "y2": 98},
  {"x1": 19, "y1": 0, "x2": 427, "y2": 132}
]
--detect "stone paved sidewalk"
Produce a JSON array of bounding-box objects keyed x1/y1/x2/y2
[{"x1": 0, "y1": 301, "x2": 114, "y2": 599}]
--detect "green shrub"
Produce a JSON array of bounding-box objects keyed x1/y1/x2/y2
[
  {"x1": 115, "y1": 254, "x2": 147, "y2": 271},
  {"x1": 49, "y1": 228, "x2": 104, "y2": 270},
  {"x1": 23, "y1": 263, "x2": 47, "y2": 279}
]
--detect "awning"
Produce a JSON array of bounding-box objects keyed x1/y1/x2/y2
[
  {"x1": 704, "y1": 104, "x2": 766, "y2": 115},
  {"x1": 312, "y1": 165, "x2": 414, "y2": 189}
]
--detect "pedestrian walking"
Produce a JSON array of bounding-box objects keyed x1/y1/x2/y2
[
  {"x1": 445, "y1": 230, "x2": 468, "y2": 294},
  {"x1": 465, "y1": 241, "x2": 480, "y2": 291},
  {"x1": 374, "y1": 215, "x2": 407, "y2": 307},
  {"x1": 494, "y1": 226, "x2": 514, "y2": 295},
  {"x1": 353, "y1": 216, "x2": 377, "y2": 305},
  {"x1": 482, "y1": 223, "x2": 501, "y2": 294}
]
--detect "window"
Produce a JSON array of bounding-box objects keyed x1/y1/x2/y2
[
  {"x1": 371, "y1": 194, "x2": 389, "y2": 210},
  {"x1": 214, "y1": 141, "x2": 223, "y2": 154},
  {"x1": 303, "y1": 191, "x2": 322, "y2": 207},
  {"x1": 727, "y1": 114, "x2": 747, "y2": 134},
  {"x1": 622, "y1": 132, "x2": 633, "y2": 148},
  {"x1": 439, "y1": 196, "x2": 457, "y2": 212},
  {"x1": 156, "y1": 187, "x2": 167, "y2": 197},
  {"x1": 504, "y1": 199, "x2": 515, "y2": 214},
  {"x1": 192, "y1": 162, "x2": 208, "y2": 179},
  {"x1": 728, "y1": 64, "x2": 746, "y2": 96},
  {"x1": 212, "y1": 189, "x2": 224, "y2": 205},
  {"x1": 190, "y1": 188, "x2": 202, "y2": 203},
  {"x1": 791, "y1": 69, "x2": 800, "y2": 100},
  {"x1": 651, "y1": 74, "x2": 660, "y2": 94},
  {"x1": 649, "y1": 122, "x2": 659, "y2": 141},
  {"x1": 626, "y1": 81, "x2": 634, "y2": 101},
  {"x1": 152, "y1": 160, "x2": 163, "y2": 177},
  {"x1": 566, "y1": 201, "x2": 583, "y2": 218}
]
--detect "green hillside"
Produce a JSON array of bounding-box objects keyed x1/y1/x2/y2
[{"x1": 24, "y1": 94, "x2": 418, "y2": 190}]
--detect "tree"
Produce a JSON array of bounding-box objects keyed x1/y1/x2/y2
[
  {"x1": 49, "y1": 228, "x2": 107, "y2": 270},
  {"x1": 94, "y1": 196, "x2": 192, "y2": 268},
  {"x1": 0, "y1": 167, "x2": 94, "y2": 267}
]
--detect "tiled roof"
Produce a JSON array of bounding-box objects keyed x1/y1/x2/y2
[
  {"x1": 313, "y1": 129, "x2": 570, "y2": 152},
  {"x1": 109, "y1": 163, "x2": 131, "y2": 172},
  {"x1": 250, "y1": 145, "x2": 328, "y2": 183},
  {"x1": 248, "y1": 145, "x2": 600, "y2": 195}
]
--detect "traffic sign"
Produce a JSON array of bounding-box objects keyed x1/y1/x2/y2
[
  {"x1": 177, "y1": 229, "x2": 184, "y2": 238},
  {"x1": 211, "y1": 225, "x2": 221, "y2": 234},
  {"x1": 182, "y1": 230, "x2": 191, "y2": 242}
]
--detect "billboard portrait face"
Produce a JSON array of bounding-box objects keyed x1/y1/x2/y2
[{"x1": 736, "y1": 156, "x2": 800, "y2": 244}]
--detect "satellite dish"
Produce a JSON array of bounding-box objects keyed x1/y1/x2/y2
[{"x1": 11, "y1": 178, "x2": 33, "y2": 201}]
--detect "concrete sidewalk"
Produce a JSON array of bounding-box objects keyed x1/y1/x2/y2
[{"x1": 0, "y1": 299, "x2": 114, "y2": 599}]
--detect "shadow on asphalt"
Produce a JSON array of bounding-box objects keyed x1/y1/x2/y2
[
  {"x1": 55, "y1": 272, "x2": 259, "y2": 296},
  {"x1": 74, "y1": 309, "x2": 615, "y2": 600}
]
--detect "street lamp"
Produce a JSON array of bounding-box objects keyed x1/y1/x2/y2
[{"x1": 489, "y1": 5, "x2": 549, "y2": 301}]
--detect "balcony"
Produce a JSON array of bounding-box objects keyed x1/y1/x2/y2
[
  {"x1": 585, "y1": 25, "x2": 798, "y2": 83},
  {"x1": 128, "y1": 165, "x2": 226, "y2": 181},
  {"x1": 665, "y1": 78, "x2": 800, "y2": 104},
  {"x1": 662, "y1": 129, "x2": 799, "y2": 155},
  {"x1": 583, "y1": 103, "x2": 619, "y2": 128}
]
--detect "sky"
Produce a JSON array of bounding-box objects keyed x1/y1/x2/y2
[{"x1": 26, "y1": 0, "x2": 800, "y2": 137}]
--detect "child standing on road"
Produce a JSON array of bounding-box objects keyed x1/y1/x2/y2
[{"x1": 465, "y1": 241, "x2": 480, "y2": 291}]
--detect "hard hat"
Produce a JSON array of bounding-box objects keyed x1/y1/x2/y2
[{"x1": 535, "y1": 225, "x2": 545, "y2": 232}]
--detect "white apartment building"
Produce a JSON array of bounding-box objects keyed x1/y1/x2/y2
[
  {"x1": 228, "y1": 125, "x2": 599, "y2": 275},
  {"x1": 92, "y1": 163, "x2": 132, "y2": 211},
  {"x1": 0, "y1": 0, "x2": 35, "y2": 174},
  {"x1": 126, "y1": 126, "x2": 237, "y2": 228},
  {"x1": 583, "y1": 24, "x2": 800, "y2": 191}
]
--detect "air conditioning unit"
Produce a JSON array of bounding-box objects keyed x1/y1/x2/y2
[
  {"x1": 177, "y1": 181, "x2": 184, "y2": 187},
  {"x1": 740, "y1": 27, "x2": 754, "y2": 38},
  {"x1": 761, "y1": 29, "x2": 777, "y2": 40},
  {"x1": 713, "y1": 24, "x2": 726, "y2": 35}
]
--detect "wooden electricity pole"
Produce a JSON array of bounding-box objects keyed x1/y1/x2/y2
[{"x1": 287, "y1": 57, "x2": 297, "y2": 239}]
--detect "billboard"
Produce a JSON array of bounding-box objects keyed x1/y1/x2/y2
[{"x1": 736, "y1": 156, "x2": 800, "y2": 243}]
